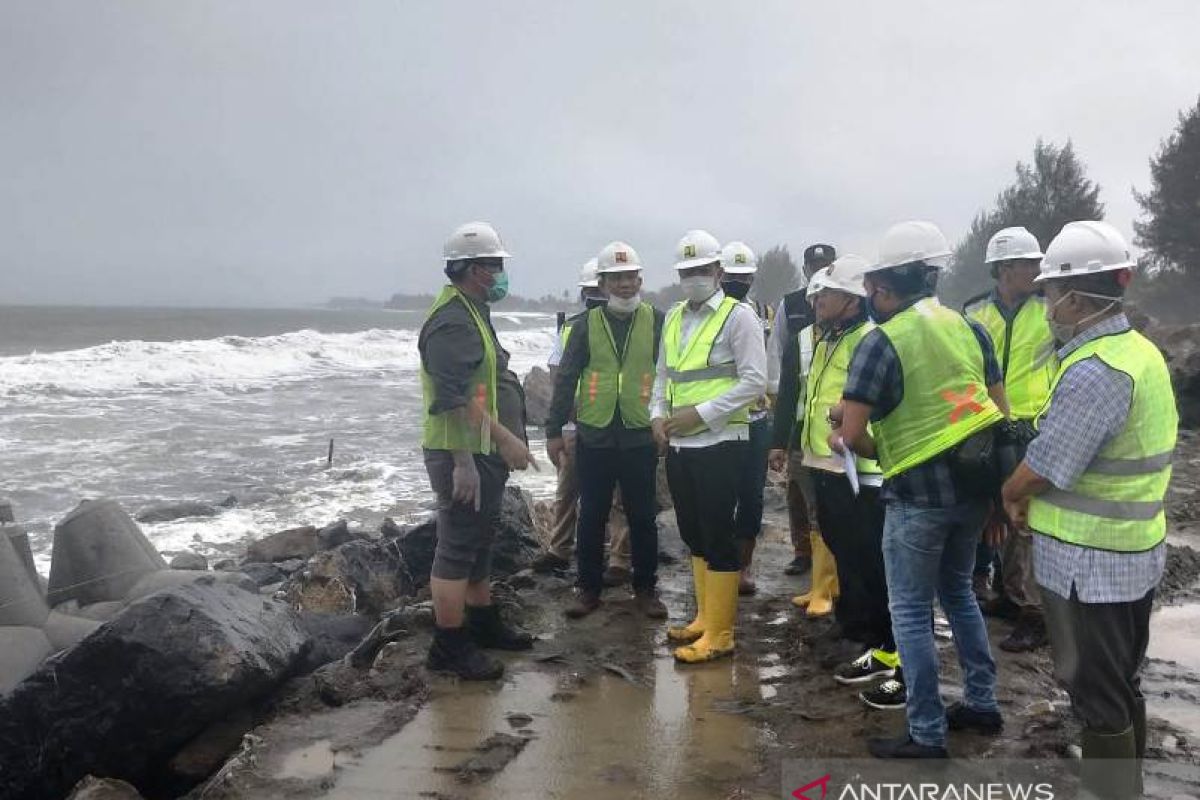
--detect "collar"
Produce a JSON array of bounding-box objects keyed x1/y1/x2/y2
[
  {"x1": 824, "y1": 309, "x2": 869, "y2": 340},
  {"x1": 1057, "y1": 312, "x2": 1132, "y2": 359},
  {"x1": 990, "y1": 287, "x2": 1039, "y2": 317}
]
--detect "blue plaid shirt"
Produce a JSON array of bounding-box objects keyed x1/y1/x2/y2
[
  {"x1": 1025, "y1": 313, "x2": 1166, "y2": 603},
  {"x1": 843, "y1": 298, "x2": 1002, "y2": 507}
]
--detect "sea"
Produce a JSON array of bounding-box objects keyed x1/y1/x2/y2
[{"x1": 0, "y1": 305, "x2": 561, "y2": 574}]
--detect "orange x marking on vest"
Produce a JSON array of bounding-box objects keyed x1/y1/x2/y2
[{"x1": 942, "y1": 384, "x2": 984, "y2": 423}]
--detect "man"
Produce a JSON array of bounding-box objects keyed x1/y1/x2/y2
[
  {"x1": 719, "y1": 241, "x2": 771, "y2": 596},
  {"x1": 835, "y1": 220, "x2": 1009, "y2": 758},
  {"x1": 964, "y1": 226, "x2": 1058, "y2": 652},
  {"x1": 773, "y1": 257, "x2": 901, "y2": 701},
  {"x1": 419, "y1": 221, "x2": 538, "y2": 681},
  {"x1": 654, "y1": 229, "x2": 767, "y2": 663},
  {"x1": 770, "y1": 244, "x2": 836, "y2": 576},
  {"x1": 1002, "y1": 221, "x2": 1176, "y2": 800},
  {"x1": 531, "y1": 258, "x2": 632, "y2": 584},
  {"x1": 546, "y1": 241, "x2": 666, "y2": 619}
]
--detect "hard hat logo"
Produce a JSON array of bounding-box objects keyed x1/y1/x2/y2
[
  {"x1": 735, "y1": 253, "x2": 747, "y2": 264},
  {"x1": 683, "y1": 244, "x2": 697, "y2": 258},
  {"x1": 615, "y1": 251, "x2": 628, "y2": 264}
]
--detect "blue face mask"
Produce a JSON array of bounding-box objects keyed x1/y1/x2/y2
[
  {"x1": 485, "y1": 270, "x2": 509, "y2": 303},
  {"x1": 866, "y1": 289, "x2": 884, "y2": 324}
]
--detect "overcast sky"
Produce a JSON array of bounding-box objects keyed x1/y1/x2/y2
[{"x1": 2, "y1": 2, "x2": 1199, "y2": 307}]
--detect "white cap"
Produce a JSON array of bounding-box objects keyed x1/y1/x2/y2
[
  {"x1": 443, "y1": 221, "x2": 511, "y2": 261},
  {"x1": 985, "y1": 226, "x2": 1044, "y2": 263},
  {"x1": 578, "y1": 257, "x2": 600, "y2": 288},
  {"x1": 596, "y1": 241, "x2": 643, "y2": 274},
  {"x1": 867, "y1": 220, "x2": 951, "y2": 273},
  {"x1": 817, "y1": 254, "x2": 870, "y2": 297},
  {"x1": 1036, "y1": 221, "x2": 1135, "y2": 283},
  {"x1": 673, "y1": 229, "x2": 722, "y2": 270},
  {"x1": 720, "y1": 241, "x2": 757, "y2": 274}
]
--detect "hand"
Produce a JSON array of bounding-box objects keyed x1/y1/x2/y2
[
  {"x1": 451, "y1": 454, "x2": 481, "y2": 511},
  {"x1": 497, "y1": 430, "x2": 540, "y2": 472},
  {"x1": 827, "y1": 432, "x2": 846, "y2": 455},
  {"x1": 664, "y1": 406, "x2": 703, "y2": 438},
  {"x1": 546, "y1": 437, "x2": 565, "y2": 469},
  {"x1": 983, "y1": 511, "x2": 1008, "y2": 548},
  {"x1": 1003, "y1": 498, "x2": 1029, "y2": 529},
  {"x1": 827, "y1": 401, "x2": 845, "y2": 430},
  {"x1": 651, "y1": 418, "x2": 669, "y2": 453},
  {"x1": 768, "y1": 448, "x2": 788, "y2": 473}
]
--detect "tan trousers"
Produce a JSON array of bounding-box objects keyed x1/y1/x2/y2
[
  {"x1": 787, "y1": 449, "x2": 815, "y2": 558},
  {"x1": 1001, "y1": 525, "x2": 1041, "y2": 611},
  {"x1": 546, "y1": 431, "x2": 631, "y2": 569}
]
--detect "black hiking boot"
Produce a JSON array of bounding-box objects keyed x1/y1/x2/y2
[
  {"x1": 998, "y1": 612, "x2": 1048, "y2": 653},
  {"x1": 466, "y1": 604, "x2": 534, "y2": 651},
  {"x1": 531, "y1": 551, "x2": 570, "y2": 574},
  {"x1": 426, "y1": 626, "x2": 504, "y2": 681},
  {"x1": 868, "y1": 735, "x2": 948, "y2": 759},
  {"x1": 946, "y1": 702, "x2": 1004, "y2": 735}
]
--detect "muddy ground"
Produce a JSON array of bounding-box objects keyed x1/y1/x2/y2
[{"x1": 191, "y1": 430, "x2": 1200, "y2": 800}]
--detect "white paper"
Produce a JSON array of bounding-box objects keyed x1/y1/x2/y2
[{"x1": 841, "y1": 438, "x2": 860, "y2": 496}]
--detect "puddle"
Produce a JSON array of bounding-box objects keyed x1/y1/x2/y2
[
  {"x1": 1149, "y1": 605, "x2": 1200, "y2": 665},
  {"x1": 325, "y1": 657, "x2": 766, "y2": 799},
  {"x1": 1147, "y1": 604, "x2": 1200, "y2": 738},
  {"x1": 275, "y1": 740, "x2": 336, "y2": 780}
]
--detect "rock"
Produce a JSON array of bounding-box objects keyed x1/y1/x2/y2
[
  {"x1": 276, "y1": 558, "x2": 307, "y2": 575},
  {"x1": 164, "y1": 710, "x2": 254, "y2": 788},
  {"x1": 135, "y1": 502, "x2": 220, "y2": 524},
  {"x1": 396, "y1": 520, "x2": 437, "y2": 586},
  {"x1": 380, "y1": 517, "x2": 404, "y2": 539},
  {"x1": 0, "y1": 626, "x2": 53, "y2": 695},
  {"x1": 237, "y1": 562, "x2": 287, "y2": 587},
  {"x1": 212, "y1": 558, "x2": 238, "y2": 571},
  {"x1": 218, "y1": 495, "x2": 239, "y2": 508},
  {"x1": 244, "y1": 525, "x2": 319, "y2": 563},
  {"x1": 66, "y1": 775, "x2": 145, "y2": 799},
  {"x1": 296, "y1": 612, "x2": 377, "y2": 672},
  {"x1": 168, "y1": 552, "x2": 208, "y2": 571},
  {"x1": 1147, "y1": 322, "x2": 1200, "y2": 429},
  {"x1": 286, "y1": 539, "x2": 414, "y2": 616},
  {"x1": 47, "y1": 499, "x2": 167, "y2": 607},
  {"x1": 522, "y1": 366, "x2": 553, "y2": 427},
  {"x1": 123, "y1": 569, "x2": 257, "y2": 603},
  {"x1": 42, "y1": 610, "x2": 102, "y2": 651},
  {"x1": 0, "y1": 582, "x2": 308, "y2": 799},
  {"x1": 0, "y1": 531, "x2": 49, "y2": 628},
  {"x1": 317, "y1": 519, "x2": 354, "y2": 551}
]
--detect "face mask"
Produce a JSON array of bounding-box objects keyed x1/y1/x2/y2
[
  {"x1": 584, "y1": 295, "x2": 608, "y2": 309},
  {"x1": 720, "y1": 279, "x2": 752, "y2": 300},
  {"x1": 865, "y1": 289, "x2": 886, "y2": 324},
  {"x1": 484, "y1": 269, "x2": 509, "y2": 303},
  {"x1": 606, "y1": 293, "x2": 641, "y2": 313},
  {"x1": 1045, "y1": 290, "x2": 1118, "y2": 344},
  {"x1": 680, "y1": 275, "x2": 717, "y2": 304}
]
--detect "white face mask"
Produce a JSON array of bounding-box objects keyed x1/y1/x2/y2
[
  {"x1": 680, "y1": 275, "x2": 717, "y2": 304},
  {"x1": 1046, "y1": 289, "x2": 1119, "y2": 344},
  {"x1": 606, "y1": 293, "x2": 641, "y2": 313}
]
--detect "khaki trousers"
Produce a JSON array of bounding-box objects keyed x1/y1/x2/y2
[{"x1": 546, "y1": 431, "x2": 630, "y2": 569}]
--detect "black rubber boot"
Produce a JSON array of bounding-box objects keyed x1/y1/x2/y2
[
  {"x1": 466, "y1": 604, "x2": 534, "y2": 651},
  {"x1": 426, "y1": 625, "x2": 505, "y2": 680},
  {"x1": 1080, "y1": 725, "x2": 1139, "y2": 800}
]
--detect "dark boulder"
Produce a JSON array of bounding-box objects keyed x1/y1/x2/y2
[
  {"x1": 521, "y1": 366, "x2": 553, "y2": 427},
  {"x1": 0, "y1": 581, "x2": 308, "y2": 799},
  {"x1": 244, "y1": 525, "x2": 319, "y2": 563},
  {"x1": 237, "y1": 561, "x2": 287, "y2": 587},
  {"x1": 135, "y1": 502, "x2": 220, "y2": 524},
  {"x1": 316, "y1": 519, "x2": 354, "y2": 550},
  {"x1": 296, "y1": 611, "x2": 377, "y2": 672},
  {"x1": 66, "y1": 776, "x2": 144, "y2": 799},
  {"x1": 286, "y1": 539, "x2": 414, "y2": 616},
  {"x1": 168, "y1": 552, "x2": 208, "y2": 571}
]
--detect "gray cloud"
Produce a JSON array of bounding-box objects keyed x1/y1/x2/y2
[{"x1": 2, "y1": 0, "x2": 1198, "y2": 306}]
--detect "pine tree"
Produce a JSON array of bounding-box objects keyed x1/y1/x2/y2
[
  {"x1": 1134, "y1": 95, "x2": 1200, "y2": 275},
  {"x1": 751, "y1": 245, "x2": 800, "y2": 309}
]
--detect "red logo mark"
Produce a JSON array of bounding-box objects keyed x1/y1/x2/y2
[
  {"x1": 793, "y1": 774, "x2": 832, "y2": 800},
  {"x1": 941, "y1": 384, "x2": 985, "y2": 423}
]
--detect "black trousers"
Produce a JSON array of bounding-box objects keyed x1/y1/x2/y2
[
  {"x1": 1042, "y1": 584, "x2": 1153, "y2": 734},
  {"x1": 734, "y1": 416, "x2": 771, "y2": 540},
  {"x1": 813, "y1": 471, "x2": 894, "y2": 650},
  {"x1": 575, "y1": 440, "x2": 659, "y2": 594},
  {"x1": 665, "y1": 441, "x2": 748, "y2": 572}
]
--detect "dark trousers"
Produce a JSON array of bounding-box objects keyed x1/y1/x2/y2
[
  {"x1": 575, "y1": 440, "x2": 659, "y2": 594},
  {"x1": 666, "y1": 441, "x2": 748, "y2": 572},
  {"x1": 974, "y1": 539, "x2": 995, "y2": 578},
  {"x1": 813, "y1": 471, "x2": 894, "y2": 650},
  {"x1": 1042, "y1": 585, "x2": 1153, "y2": 734},
  {"x1": 734, "y1": 416, "x2": 771, "y2": 540}
]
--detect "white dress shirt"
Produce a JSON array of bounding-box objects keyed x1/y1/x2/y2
[{"x1": 650, "y1": 289, "x2": 768, "y2": 449}]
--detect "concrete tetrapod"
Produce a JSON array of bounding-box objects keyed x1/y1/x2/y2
[
  {"x1": 0, "y1": 532, "x2": 54, "y2": 694},
  {"x1": 47, "y1": 498, "x2": 168, "y2": 607}
]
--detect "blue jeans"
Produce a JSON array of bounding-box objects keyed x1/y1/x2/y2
[{"x1": 883, "y1": 500, "x2": 998, "y2": 747}]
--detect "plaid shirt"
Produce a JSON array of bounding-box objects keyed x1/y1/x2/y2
[
  {"x1": 1025, "y1": 313, "x2": 1166, "y2": 603},
  {"x1": 843, "y1": 299, "x2": 1002, "y2": 507}
]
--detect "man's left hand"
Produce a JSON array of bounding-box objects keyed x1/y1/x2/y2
[{"x1": 664, "y1": 406, "x2": 703, "y2": 438}]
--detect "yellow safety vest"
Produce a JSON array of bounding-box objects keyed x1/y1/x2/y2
[
  {"x1": 559, "y1": 321, "x2": 574, "y2": 351},
  {"x1": 966, "y1": 295, "x2": 1057, "y2": 420},
  {"x1": 1028, "y1": 329, "x2": 1177, "y2": 552},
  {"x1": 662, "y1": 296, "x2": 749, "y2": 435},
  {"x1": 420, "y1": 285, "x2": 497, "y2": 454},
  {"x1": 802, "y1": 320, "x2": 882, "y2": 475},
  {"x1": 575, "y1": 304, "x2": 655, "y2": 429},
  {"x1": 874, "y1": 298, "x2": 1004, "y2": 478}
]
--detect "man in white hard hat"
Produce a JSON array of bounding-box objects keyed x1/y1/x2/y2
[
  {"x1": 532, "y1": 259, "x2": 632, "y2": 582},
  {"x1": 1002, "y1": 221, "x2": 1177, "y2": 798},
  {"x1": 418, "y1": 221, "x2": 538, "y2": 681},
  {"x1": 652, "y1": 230, "x2": 767, "y2": 663},
  {"x1": 964, "y1": 226, "x2": 1057, "y2": 652},
  {"x1": 718, "y1": 241, "x2": 772, "y2": 596},
  {"x1": 770, "y1": 244, "x2": 836, "y2": 578},
  {"x1": 834, "y1": 221, "x2": 1009, "y2": 757},
  {"x1": 546, "y1": 242, "x2": 666, "y2": 620}
]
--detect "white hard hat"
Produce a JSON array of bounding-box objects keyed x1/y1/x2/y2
[
  {"x1": 578, "y1": 257, "x2": 600, "y2": 288},
  {"x1": 985, "y1": 226, "x2": 1044, "y2": 263},
  {"x1": 673, "y1": 229, "x2": 722, "y2": 270},
  {"x1": 867, "y1": 220, "x2": 951, "y2": 273},
  {"x1": 720, "y1": 241, "x2": 757, "y2": 274},
  {"x1": 806, "y1": 267, "x2": 830, "y2": 298},
  {"x1": 596, "y1": 241, "x2": 643, "y2": 274},
  {"x1": 443, "y1": 221, "x2": 511, "y2": 261},
  {"x1": 1036, "y1": 221, "x2": 1135, "y2": 283},
  {"x1": 817, "y1": 254, "x2": 870, "y2": 297}
]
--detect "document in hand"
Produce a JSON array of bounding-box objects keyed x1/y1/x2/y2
[{"x1": 841, "y1": 439, "x2": 860, "y2": 496}]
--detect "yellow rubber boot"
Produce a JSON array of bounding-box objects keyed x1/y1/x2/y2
[
  {"x1": 667, "y1": 557, "x2": 707, "y2": 643},
  {"x1": 673, "y1": 570, "x2": 738, "y2": 664},
  {"x1": 805, "y1": 531, "x2": 839, "y2": 617},
  {"x1": 790, "y1": 528, "x2": 825, "y2": 608}
]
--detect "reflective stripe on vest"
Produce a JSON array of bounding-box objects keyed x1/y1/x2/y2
[
  {"x1": 873, "y1": 298, "x2": 1004, "y2": 478},
  {"x1": 575, "y1": 304, "x2": 655, "y2": 429},
  {"x1": 801, "y1": 320, "x2": 882, "y2": 475},
  {"x1": 662, "y1": 296, "x2": 748, "y2": 435},
  {"x1": 1028, "y1": 329, "x2": 1178, "y2": 552},
  {"x1": 966, "y1": 296, "x2": 1057, "y2": 420},
  {"x1": 420, "y1": 285, "x2": 498, "y2": 454},
  {"x1": 559, "y1": 321, "x2": 574, "y2": 351}
]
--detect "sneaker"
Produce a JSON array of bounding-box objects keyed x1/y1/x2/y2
[
  {"x1": 426, "y1": 626, "x2": 504, "y2": 681},
  {"x1": 783, "y1": 555, "x2": 812, "y2": 576},
  {"x1": 531, "y1": 551, "x2": 570, "y2": 574},
  {"x1": 868, "y1": 735, "x2": 947, "y2": 759},
  {"x1": 602, "y1": 565, "x2": 631, "y2": 587},
  {"x1": 946, "y1": 702, "x2": 1004, "y2": 735},
  {"x1": 634, "y1": 588, "x2": 668, "y2": 620},
  {"x1": 860, "y1": 677, "x2": 907, "y2": 711},
  {"x1": 466, "y1": 604, "x2": 534, "y2": 651},
  {"x1": 564, "y1": 590, "x2": 602, "y2": 619},
  {"x1": 835, "y1": 650, "x2": 897, "y2": 686}
]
